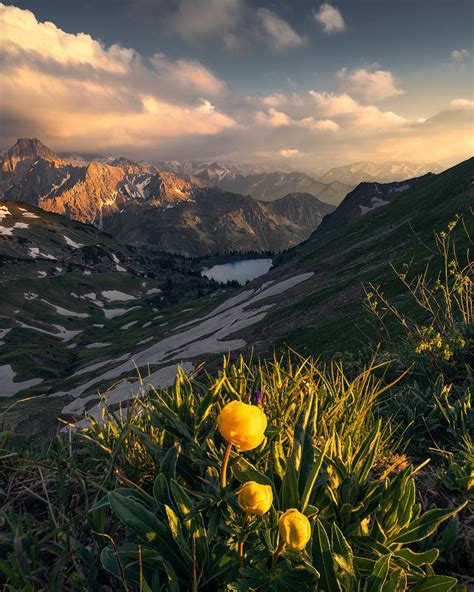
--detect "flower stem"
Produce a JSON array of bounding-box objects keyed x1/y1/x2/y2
[
  {"x1": 238, "y1": 514, "x2": 250, "y2": 567},
  {"x1": 271, "y1": 540, "x2": 285, "y2": 572},
  {"x1": 220, "y1": 442, "x2": 233, "y2": 494}
]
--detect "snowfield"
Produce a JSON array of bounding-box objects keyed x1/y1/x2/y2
[{"x1": 55, "y1": 272, "x2": 313, "y2": 417}]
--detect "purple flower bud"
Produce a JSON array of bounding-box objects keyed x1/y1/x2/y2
[{"x1": 254, "y1": 391, "x2": 263, "y2": 406}]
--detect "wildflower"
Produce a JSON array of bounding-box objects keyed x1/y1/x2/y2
[
  {"x1": 278, "y1": 508, "x2": 311, "y2": 551},
  {"x1": 238, "y1": 481, "x2": 273, "y2": 515},
  {"x1": 217, "y1": 400, "x2": 267, "y2": 451},
  {"x1": 254, "y1": 391, "x2": 263, "y2": 406}
]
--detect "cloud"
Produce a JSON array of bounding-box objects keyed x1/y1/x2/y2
[
  {"x1": 0, "y1": 3, "x2": 236, "y2": 152},
  {"x1": 336, "y1": 67, "x2": 405, "y2": 102},
  {"x1": 450, "y1": 98, "x2": 474, "y2": 108},
  {"x1": 451, "y1": 49, "x2": 470, "y2": 61},
  {"x1": 257, "y1": 8, "x2": 305, "y2": 51},
  {"x1": 279, "y1": 148, "x2": 301, "y2": 158},
  {"x1": 1, "y1": 4, "x2": 472, "y2": 170},
  {"x1": 313, "y1": 3, "x2": 346, "y2": 33},
  {"x1": 167, "y1": 0, "x2": 243, "y2": 41}
]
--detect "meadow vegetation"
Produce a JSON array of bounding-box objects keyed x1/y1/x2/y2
[{"x1": 0, "y1": 218, "x2": 472, "y2": 591}]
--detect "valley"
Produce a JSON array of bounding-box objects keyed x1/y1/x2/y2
[{"x1": 1, "y1": 155, "x2": 471, "y2": 435}]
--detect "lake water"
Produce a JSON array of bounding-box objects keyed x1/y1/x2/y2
[{"x1": 201, "y1": 258, "x2": 273, "y2": 285}]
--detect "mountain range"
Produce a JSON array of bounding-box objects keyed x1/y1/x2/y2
[
  {"x1": 0, "y1": 138, "x2": 335, "y2": 256},
  {"x1": 1, "y1": 155, "x2": 471, "y2": 432}
]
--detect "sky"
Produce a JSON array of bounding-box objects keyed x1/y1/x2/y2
[{"x1": 0, "y1": 0, "x2": 473, "y2": 173}]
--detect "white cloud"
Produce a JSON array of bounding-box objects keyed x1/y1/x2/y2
[
  {"x1": 255, "y1": 108, "x2": 292, "y2": 127},
  {"x1": 257, "y1": 8, "x2": 305, "y2": 51},
  {"x1": 451, "y1": 49, "x2": 470, "y2": 61},
  {"x1": 0, "y1": 3, "x2": 236, "y2": 151},
  {"x1": 450, "y1": 98, "x2": 474, "y2": 109},
  {"x1": 0, "y1": 2, "x2": 134, "y2": 73},
  {"x1": 313, "y1": 3, "x2": 346, "y2": 33},
  {"x1": 279, "y1": 148, "x2": 301, "y2": 158},
  {"x1": 336, "y1": 67, "x2": 405, "y2": 102},
  {"x1": 150, "y1": 53, "x2": 226, "y2": 96}
]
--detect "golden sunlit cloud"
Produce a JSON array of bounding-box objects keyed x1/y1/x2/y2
[{"x1": 0, "y1": 2, "x2": 472, "y2": 167}]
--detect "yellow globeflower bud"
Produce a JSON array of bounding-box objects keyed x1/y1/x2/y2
[
  {"x1": 217, "y1": 400, "x2": 267, "y2": 451},
  {"x1": 238, "y1": 481, "x2": 273, "y2": 515},
  {"x1": 278, "y1": 509, "x2": 311, "y2": 551}
]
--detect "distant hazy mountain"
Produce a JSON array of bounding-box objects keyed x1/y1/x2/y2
[
  {"x1": 0, "y1": 139, "x2": 334, "y2": 256},
  {"x1": 159, "y1": 160, "x2": 353, "y2": 205},
  {"x1": 319, "y1": 161, "x2": 444, "y2": 185}
]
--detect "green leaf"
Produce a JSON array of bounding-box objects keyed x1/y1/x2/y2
[
  {"x1": 170, "y1": 479, "x2": 209, "y2": 562},
  {"x1": 391, "y1": 503, "x2": 467, "y2": 544},
  {"x1": 394, "y1": 548, "x2": 439, "y2": 566},
  {"x1": 231, "y1": 456, "x2": 273, "y2": 487},
  {"x1": 281, "y1": 459, "x2": 300, "y2": 509},
  {"x1": 153, "y1": 473, "x2": 170, "y2": 506},
  {"x1": 382, "y1": 569, "x2": 406, "y2": 592},
  {"x1": 108, "y1": 491, "x2": 168, "y2": 546},
  {"x1": 331, "y1": 523, "x2": 355, "y2": 577},
  {"x1": 91, "y1": 488, "x2": 151, "y2": 512},
  {"x1": 312, "y1": 520, "x2": 341, "y2": 592},
  {"x1": 161, "y1": 444, "x2": 179, "y2": 480},
  {"x1": 300, "y1": 442, "x2": 328, "y2": 512},
  {"x1": 364, "y1": 554, "x2": 390, "y2": 592},
  {"x1": 410, "y1": 576, "x2": 458, "y2": 591}
]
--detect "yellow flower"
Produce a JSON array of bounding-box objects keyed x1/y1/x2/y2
[
  {"x1": 217, "y1": 400, "x2": 267, "y2": 451},
  {"x1": 238, "y1": 481, "x2": 273, "y2": 515},
  {"x1": 278, "y1": 509, "x2": 311, "y2": 551}
]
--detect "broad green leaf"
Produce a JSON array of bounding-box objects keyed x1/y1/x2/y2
[
  {"x1": 153, "y1": 473, "x2": 170, "y2": 506},
  {"x1": 410, "y1": 576, "x2": 458, "y2": 591},
  {"x1": 231, "y1": 456, "x2": 273, "y2": 487},
  {"x1": 394, "y1": 548, "x2": 439, "y2": 566},
  {"x1": 391, "y1": 503, "x2": 467, "y2": 544},
  {"x1": 161, "y1": 444, "x2": 179, "y2": 480},
  {"x1": 312, "y1": 520, "x2": 341, "y2": 592},
  {"x1": 331, "y1": 523, "x2": 355, "y2": 576},
  {"x1": 300, "y1": 441, "x2": 328, "y2": 512},
  {"x1": 109, "y1": 491, "x2": 166, "y2": 541},
  {"x1": 382, "y1": 569, "x2": 406, "y2": 592},
  {"x1": 281, "y1": 458, "x2": 300, "y2": 509},
  {"x1": 364, "y1": 554, "x2": 390, "y2": 592}
]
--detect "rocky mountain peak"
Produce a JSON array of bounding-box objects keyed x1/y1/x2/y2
[{"x1": 2, "y1": 137, "x2": 63, "y2": 174}]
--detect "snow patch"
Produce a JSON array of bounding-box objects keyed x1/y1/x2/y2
[
  {"x1": 28, "y1": 247, "x2": 57, "y2": 260},
  {"x1": 359, "y1": 197, "x2": 390, "y2": 215},
  {"x1": 63, "y1": 235, "x2": 84, "y2": 249},
  {"x1": 102, "y1": 290, "x2": 136, "y2": 302},
  {"x1": 121, "y1": 320, "x2": 138, "y2": 330},
  {"x1": 0, "y1": 364, "x2": 43, "y2": 397},
  {"x1": 41, "y1": 300, "x2": 90, "y2": 318},
  {"x1": 103, "y1": 306, "x2": 140, "y2": 319}
]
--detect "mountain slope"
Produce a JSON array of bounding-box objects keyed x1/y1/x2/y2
[
  {"x1": 0, "y1": 201, "x2": 221, "y2": 427},
  {"x1": 314, "y1": 173, "x2": 434, "y2": 237},
  {"x1": 106, "y1": 188, "x2": 335, "y2": 256},
  {"x1": 266, "y1": 192, "x2": 334, "y2": 230}
]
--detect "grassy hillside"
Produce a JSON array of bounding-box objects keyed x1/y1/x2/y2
[{"x1": 241, "y1": 157, "x2": 473, "y2": 356}]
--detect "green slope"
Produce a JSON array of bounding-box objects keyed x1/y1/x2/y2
[{"x1": 240, "y1": 157, "x2": 473, "y2": 355}]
